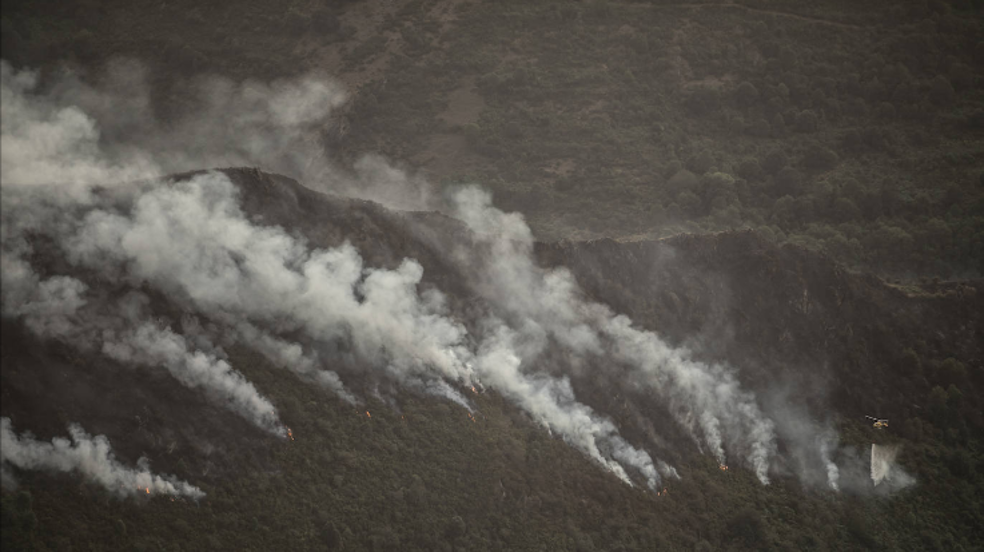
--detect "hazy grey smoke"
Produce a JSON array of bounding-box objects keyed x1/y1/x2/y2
[
  {"x1": 1, "y1": 417, "x2": 204, "y2": 499},
  {"x1": 2, "y1": 58, "x2": 345, "y2": 187}
]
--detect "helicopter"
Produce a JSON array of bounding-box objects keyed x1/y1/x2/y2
[{"x1": 865, "y1": 415, "x2": 889, "y2": 429}]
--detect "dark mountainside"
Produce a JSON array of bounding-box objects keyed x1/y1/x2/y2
[
  {"x1": 1, "y1": 0, "x2": 983, "y2": 550},
  {"x1": 3, "y1": 168, "x2": 982, "y2": 551}
]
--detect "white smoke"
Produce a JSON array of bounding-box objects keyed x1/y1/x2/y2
[
  {"x1": 871, "y1": 443, "x2": 900, "y2": 486},
  {"x1": 474, "y1": 321, "x2": 664, "y2": 488},
  {"x1": 1, "y1": 417, "x2": 204, "y2": 500},
  {"x1": 819, "y1": 431, "x2": 840, "y2": 491},
  {"x1": 1, "y1": 56, "x2": 874, "y2": 494},
  {"x1": 447, "y1": 187, "x2": 778, "y2": 483}
]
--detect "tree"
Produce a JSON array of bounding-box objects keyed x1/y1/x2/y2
[
  {"x1": 686, "y1": 150, "x2": 716, "y2": 175},
  {"x1": 929, "y1": 75, "x2": 956, "y2": 106},
  {"x1": 803, "y1": 145, "x2": 839, "y2": 171},
  {"x1": 794, "y1": 110, "x2": 819, "y2": 132},
  {"x1": 321, "y1": 521, "x2": 343, "y2": 549},
  {"x1": 928, "y1": 385, "x2": 949, "y2": 422},
  {"x1": 676, "y1": 190, "x2": 701, "y2": 216},
  {"x1": 445, "y1": 515, "x2": 466, "y2": 540},
  {"x1": 667, "y1": 169, "x2": 699, "y2": 195},
  {"x1": 771, "y1": 112, "x2": 786, "y2": 134},
  {"x1": 900, "y1": 348, "x2": 922, "y2": 377},
  {"x1": 736, "y1": 159, "x2": 762, "y2": 180},
  {"x1": 747, "y1": 118, "x2": 772, "y2": 137},
  {"x1": 735, "y1": 81, "x2": 760, "y2": 107},
  {"x1": 832, "y1": 197, "x2": 861, "y2": 223},
  {"x1": 312, "y1": 8, "x2": 341, "y2": 34},
  {"x1": 865, "y1": 225, "x2": 914, "y2": 264},
  {"x1": 762, "y1": 149, "x2": 789, "y2": 175},
  {"x1": 774, "y1": 166, "x2": 804, "y2": 196},
  {"x1": 939, "y1": 358, "x2": 968, "y2": 387}
]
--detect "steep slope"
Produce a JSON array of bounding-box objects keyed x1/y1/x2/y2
[{"x1": 2, "y1": 168, "x2": 981, "y2": 551}]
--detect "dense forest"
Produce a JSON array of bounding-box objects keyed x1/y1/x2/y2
[
  {"x1": 1, "y1": 0, "x2": 982, "y2": 551},
  {"x1": 4, "y1": 0, "x2": 980, "y2": 277}
]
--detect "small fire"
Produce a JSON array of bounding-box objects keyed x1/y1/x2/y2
[
  {"x1": 470, "y1": 386, "x2": 478, "y2": 394},
  {"x1": 719, "y1": 464, "x2": 729, "y2": 471},
  {"x1": 287, "y1": 427, "x2": 294, "y2": 441},
  {"x1": 145, "y1": 487, "x2": 150, "y2": 494},
  {"x1": 366, "y1": 411, "x2": 371, "y2": 418},
  {"x1": 467, "y1": 412, "x2": 476, "y2": 423},
  {"x1": 656, "y1": 488, "x2": 668, "y2": 496}
]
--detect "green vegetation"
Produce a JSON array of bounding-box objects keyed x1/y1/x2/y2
[
  {"x1": 3, "y1": 0, "x2": 981, "y2": 275},
  {"x1": 1, "y1": 0, "x2": 983, "y2": 550},
  {"x1": 2, "y1": 342, "x2": 981, "y2": 552}
]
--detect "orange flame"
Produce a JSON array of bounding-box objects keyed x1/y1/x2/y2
[
  {"x1": 287, "y1": 427, "x2": 294, "y2": 441},
  {"x1": 719, "y1": 464, "x2": 729, "y2": 471},
  {"x1": 467, "y1": 412, "x2": 476, "y2": 423},
  {"x1": 470, "y1": 386, "x2": 478, "y2": 394},
  {"x1": 145, "y1": 487, "x2": 150, "y2": 494},
  {"x1": 366, "y1": 411, "x2": 371, "y2": 418}
]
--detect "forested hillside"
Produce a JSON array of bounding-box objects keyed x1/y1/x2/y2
[
  {"x1": 1, "y1": 1, "x2": 982, "y2": 551},
  {"x1": 3, "y1": 0, "x2": 980, "y2": 275}
]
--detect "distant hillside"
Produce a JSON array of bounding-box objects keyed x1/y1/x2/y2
[{"x1": 3, "y1": 0, "x2": 980, "y2": 276}]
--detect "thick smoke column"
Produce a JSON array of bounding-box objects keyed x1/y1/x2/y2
[
  {"x1": 1, "y1": 57, "x2": 667, "y2": 489},
  {"x1": 66, "y1": 172, "x2": 477, "y2": 388},
  {"x1": 2, "y1": 57, "x2": 871, "y2": 493},
  {"x1": 1, "y1": 418, "x2": 204, "y2": 500},
  {"x1": 871, "y1": 444, "x2": 900, "y2": 486},
  {"x1": 475, "y1": 322, "x2": 671, "y2": 488},
  {"x1": 448, "y1": 187, "x2": 778, "y2": 483}
]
